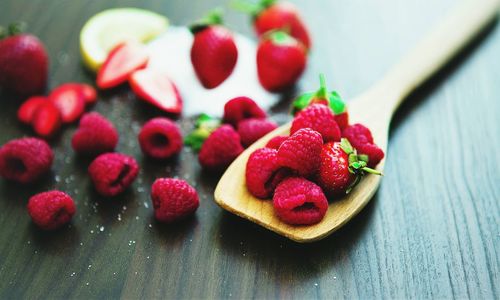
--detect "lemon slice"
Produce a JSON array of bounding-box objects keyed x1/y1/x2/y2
[{"x1": 80, "y1": 7, "x2": 168, "y2": 72}]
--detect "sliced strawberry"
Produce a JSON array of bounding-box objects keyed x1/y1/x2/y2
[
  {"x1": 130, "y1": 69, "x2": 182, "y2": 114},
  {"x1": 96, "y1": 42, "x2": 149, "y2": 89},
  {"x1": 49, "y1": 84, "x2": 86, "y2": 123},
  {"x1": 17, "y1": 96, "x2": 47, "y2": 124},
  {"x1": 32, "y1": 102, "x2": 62, "y2": 138},
  {"x1": 80, "y1": 83, "x2": 97, "y2": 105}
]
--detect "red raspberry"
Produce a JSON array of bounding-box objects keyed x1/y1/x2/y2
[
  {"x1": 88, "y1": 153, "x2": 139, "y2": 197},
  {"x1": 223, "y1": 96, "x2": 267, "y2": 127},
  {"x1": 277, "y1": 128, "x2": 322, "y2": 176},
  {"x1": 237, "y1": 118, "x2": 278, "y2": 147},
  {"x1": 265, "y1": 135, "x2": 288, "y2": 149},
  {"x1": 138, "y1": 118, "x2": 182, "y2": 160},
  {"x1": 27, "y1": 190, "x2": 76, "y2": 230},
  {"x1": 291, "y1": 104, "x2": 341, "y2": 142},
  {"x1": 342, "y1": 124, "x2": 385, "y2": 167},
  {"x1": 151, "y1": 178, "x2": 199, "y2": 222},
  {"x1": 273, "y1": 177, "x2": 328, "y2": 225},
  {"x1": 198, "y1": 125, "x2": 244, "y2": 171},
  {"x1": 317, "y1": 142, "x2": 352, "y2": 195},
  {"x1": 245, "y1": 148, "x2": 289, "y2": 199},
  {"x1": 334, "y1": 111, "x2": 349, "y2": 131},
  {"x1": 0, "y1": 137, "x2": 53, "y2": 183},
  {"x1": 72, "y1": 112, "x2": 119, "y2": 156}
]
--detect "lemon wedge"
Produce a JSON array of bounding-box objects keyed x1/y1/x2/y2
[{"x1": 80, "y1": 8, "x2": 168, "y2": 72}]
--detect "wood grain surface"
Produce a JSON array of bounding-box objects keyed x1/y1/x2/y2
[{"x1": 0, "y1": 0, "x2": 499, "y2": 299}]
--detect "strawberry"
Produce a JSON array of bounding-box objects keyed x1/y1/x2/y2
[
  {"x1": 32, "y1": 102, "x2": 62, "y2": 138},
  {"x1": 129, "y1": 68, "x2": 182, "y2": 114},
  {"x1": 96, "y1": 41, "x2": 149, "y2": 89},
  {"x1": 17, "y1": 96, "x2": 46, "y2": 124},
  {"x1": 0, "y1": 24, "x2": 48, "y2": 96},
  {"x1": 235, "y1": 0, "x2": 311, "y2": 49},
  {"x1": 49, "y1": 83, "x2": 86, "y2": 123},
  {"x1": 60, "y1": 83, "x2": 97, "y2": 105},
  {"x1": 317, "y1": 138, "x2": 381, "y2": 195},
  {"x1": 190, "y1": 10, "x2": 238, "y2": 89},
  {"x1": 257, "y1": 31, "x2": 306, "y2": 92}
]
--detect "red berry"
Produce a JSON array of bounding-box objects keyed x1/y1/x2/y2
[
  {"x1": 237, "y1": 118, "x2": 278, "y2": 147},
  {"x1": 265, "y1": 135, "x2": 288, "y2": 150},
  {"x1": 0, "y1": 137, "x2": 53, "y2": 183},
  {"x1": 277, "y1": 128, "x2": 322, "y2": 176},
  {"x1": 342, "y1": 124, "x2": 385, "y2": 167},
  {"x1": 257, "y1": 31, "x2": 307, "y2": 92},
  {"x1": 129, "y1": 69, "x2": 183, "y2": 114},
  {"x1": 334, "y1": 111, "x2": 349, "y2": 131},
  {"x1": 138, "y1": 118, "x2": 183, "y2": 159},
  {"x1": 291, "y1": 104, "x2": 341, "y2": 142},
  {"x1": 59, "y1": 83, "x2": 97, "y2": 105},
  {"x1": 273, "y1": 177, "x2": 328, "y2": 225},
  {"x1": 198, "y1": 125, "x2": 244, "y2": 171},
  {"x1": 27, "y1": 191, "x2": 75, "y2": 230},
  {"x1": 151, "y1": 178, "x2": 199, "y2": 223},
  {"x1": 223, "y1": 96, "x2": 267, "y2": 127},
  {"x1": 32, "y1": 102, "x2": 62, "y2": 138},
  {"x1": 17, "y1": 96, "x2": 46, "y2": 124},
  {"x1": 246, "y1": 148, "x2": 288, "y2": 199},
  {"x1": 317, "y1": 142, "x2": 353, "y2": 195},
  {"x1": 49, "y1": 83, "x2": 86, "y2": 123},
  {"x1": 72, "y1": 112, "x2": 119, "y2": 156},
  {"x1": 88, "y1": 153, "x2": 139, "y2": 197},
  {"x1": 97, "y1": 41, "x2": 149, "y2": 89}
]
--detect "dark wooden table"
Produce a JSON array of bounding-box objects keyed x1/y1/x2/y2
[{"x1": 1, "y1": 0, "x2": 499, "y2": 298}]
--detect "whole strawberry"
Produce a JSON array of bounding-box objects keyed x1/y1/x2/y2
[
  {"x1": 190, "y1": 10, "x2": 238, "y2": 89},
  {"x1": 317, "y1": 138, "x2": 381, "y2": 195},
  {"x1": 198, "y1": 125, "x2": 244, "y2": 171},
  {"x1": 0, "y1": 24, "x2": 48, "y2": 96},
  {"x1": 257, "y1": 31, "x2": 306, "y2": 92}
]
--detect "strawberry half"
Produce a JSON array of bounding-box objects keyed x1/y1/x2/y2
[
  {"x1": 49, "y1": 83, "x2": 86, "y2": 123},
  {"x1": 32, "y1": 102, "x2": 62, "y2": 138},
  {"x1": 130, "y1": 69, "x2": 182, "y2": 114},
  {"x1": 190, "y1": 10, "x2": 238, "y2": 89},
  {"x1": 17, "y1": 96, "x2": 46, "y2": 124},
  {"x1": 96, "y1": 41, "x2": 149, "y2": 89},
  {"x1": 60, "y1": 83, "x2": 97, "y2": 105}
]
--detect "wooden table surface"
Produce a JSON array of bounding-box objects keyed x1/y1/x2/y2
[{"x1": 1, "y1": 0, "x2": 499, "y2": 298}]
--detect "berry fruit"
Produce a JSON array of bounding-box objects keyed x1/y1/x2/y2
[
  {"x1": 223, "y1": 96, "x2": 266, "y2": 127},
  {"x1": 198, "y1": 125, "x2": 244, "y2": 171},
  {"x1": 27, "y1": 191, "x2": 76, "y2": 230},
  {"x1": 49, "y1": 83, "x2": 86, "y2": 123},
  {"x1": 138, "y1": 118, "x2": 183, "y2": 160},
  {"x1": 88, "y1": 153, "x2": 139, "y2": 197},
  {"x1": 245, "y1": 148, "x2": 288, "y2": 199},
  {"x1": 31, "y1": 101, "x2": 62, "y2": 138},
  {"x1": 265, "y1": 135, "x2": 288, "y2": 150},
  {"x1": 277, "y1": 128, "x2": 322, "y2": 176},
  {"x1": 342, "y1": 124, "x2": 385, "y2": 167},
  {"x1": 151, "y1": 178, "x2": 199, "y2": 223},
  {"x1": 291, "y1": 103, "x2": 341, "y2": 142},
  {"x1": 237, "y1": 118, "x2": 277, "y2": 147},
  {"x1": 17, "y1": 96, "x2": 46, "y2": 125},
  {"x1": 72, "y1": 112, "x2": 119, "y2": 156}
]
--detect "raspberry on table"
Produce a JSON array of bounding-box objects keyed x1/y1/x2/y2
[
  {"x1": 0, "y1": 137, "x2": 53, "y2": 183},
  {"x1": 72, "y1": 112, "x2": 119, "y2": 156},
  {"x1": 198, "y1": 125, "x2": 244, "y2": 171},
  {"x1": 88, "y1": 152, "x2": 139, "y2": 197},
  {"x1": 273, "y1": 177, "x2": 328, "y2": 225},
  {"x1": 291, "y1": 104, "x2": 341, "y2": 142},
  {"x1": 237, "y1": 118, "x2": 278, "y2": 147},
  {"x1": 342, "y1": 123, "x2": 384, "y2": 167},
  {"x1": 138, "y1": 117, "x2": 183, "y2": 160},
  {"x1": 151, "y1": 178, "x2": 199, "y2": 223},
  {"x1": 277, "y1": 128, "x2": 323, "y2": 176},
  {"x1": 223, "y1": 96, "x2": 267, "y2": 127},
  {"x1": 245, "y1": 148, "x2": 289, "y2": 199},
  {"x1": 27, "y1": 190, "x2": 76, "y2": 230},
  {"x1": 265, "y1": 135, "x2": 288, "y2": 150}
]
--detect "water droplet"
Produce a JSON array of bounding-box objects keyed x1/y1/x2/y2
[
  {"x1": 86, "y1": 282, "x2": 89, "y2": 286},
  {"x1": 55, "y1": 175, "x2": 61, "y2": 182},
  {"x1": 314, "y1": 283, "x2": 318, "y2": 287},
  {"x1": 135, "y1": 216, "x2": 139, "y2": 220},
  {"x1": 90, "y1": 230, "x2": 94, "y2": 234},
  {"x1": 143, "y1": 201, "x2": 149, "y2": 208},
  {"x1": 88, "y1": 265, "x2": 92, "y2": 269},
  {"x1": 70, "y1": 272, "x2": 76, "y2": 277},
  {"x1": 99, "y1": 226, "x2": 104, "y2": 232}
]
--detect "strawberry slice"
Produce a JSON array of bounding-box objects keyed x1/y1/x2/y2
[
  {"x1": 32, "y1": 102, "x2": 62, "y2": 138},
  {"x1": 49, "y1": 84, "x2": 86, "y2": 123},
  {"x1": 96, "y1": 42, "x2": 149, "y2": 89},
  {"x1": 130, "y1": 69, "x2": 182, "y2": 114},
  {"x1": 59, "y1": 83, "x2": 97, "y2": 105},
  {"x1": 17, "y1": 96, "x2": 47, "y2": 124}
]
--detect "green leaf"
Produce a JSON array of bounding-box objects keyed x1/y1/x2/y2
[
  {"x1": 185, "y1": 128, "x2": 211, "y2": 151},
  {"x1": 340, "y1": 138, "x2": 354, "y2": 155},
  {"x1": 358, "y1": 154, "x2": 369, "y2": 163},
  {"x1": 329, "y1": 91, "x2": 346, "y2": 114},
  {"x1": 290, "y1": 92, "x2": 314, "y2": 115}
]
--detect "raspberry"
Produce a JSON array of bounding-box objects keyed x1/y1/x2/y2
[
  {"x1": 138, "y1": 118, "x2": 182, "y2": 160},
  {"x1": 0, "y1": 137, "x2": 53, "y2": 183},
  {"x1": 88, "y1": 153, "x2": 139, "y2": 197},
  {"x1": 27, "y1": 190, "x2": 76, "y2": 230},
  {"x1": 223, "y1": 96, "x2": 267, "y2": 127},
  {"x1": 237, "y1": 118, "x2": 278, "y2": 147},
  {"x1": 151, "y1": 178, "x2": 199, "y2": 222},
  {"x1": 265, "y1": 135, "x2": 288, "y2": 149},
  {"x1": 342, "y1": 124, "x2": 384, "y2": 167},
  {"x1": 277, "y1": 128, "x2": 322, "y2": 176},
  {"x1": 198, "y1": 125, "x2": 244, "y2": 171},
  {"x1": 334, "y1": 111, "x2": 349, "y2": 130},
  {"x1": 72, "y1": 112, "x2": 119, "y2": 156},
  {"x1": 245, "y1": 148, "x2": 289, "y2": 199},
  {"x1": 273, "y1": 177, "x2": 328, "y2": 225},
  {"x1": 291, "y1": 104, "x2": 341, "y2": 142}
]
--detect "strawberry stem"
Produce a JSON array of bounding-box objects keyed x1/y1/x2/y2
[
  {"x1": 231, "y1": 0, "x2": 276, "y2": 17},
  {"x1": 315, "y1": 74, "x2": 329, "y2": 102},
  {"x1": 190, "y1": 8, "x2": 224, "y2": 34}
]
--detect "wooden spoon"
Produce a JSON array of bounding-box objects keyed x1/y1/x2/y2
[{"x1": 214, "y1": 0, "x2": 500, "y2": 242}]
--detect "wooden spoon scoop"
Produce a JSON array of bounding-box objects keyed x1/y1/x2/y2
[{"x1": 214, "y1": 0, "x2": 500, "y2": 242}]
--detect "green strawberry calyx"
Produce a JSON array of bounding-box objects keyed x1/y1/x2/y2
[
  {"x1": 185, "y1": 114, "x2": 221, "y2": 151},
  {"x1": 264, "y1": 30, "x2": 297, "y2": 46},
  {"x1": 189, "y1": 9, "x2": 224, "y2": 34},
  {"x1": 291, "y1": 74, "x2": 346, "y2": 115},
  {"x1": 340, "y1": 138, "x2": 382, "y2": 194},
  {"x1": 231, "y1": 0, "x2": 276, "y2": 18},
  {"x1": 0, "y1": 22, "x2": 26, "y2": 40}
]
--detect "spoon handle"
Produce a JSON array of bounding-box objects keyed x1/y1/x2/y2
[{"x1": 370, "y1": 0, "x2": 500, "y2": 117}]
